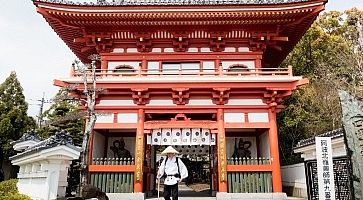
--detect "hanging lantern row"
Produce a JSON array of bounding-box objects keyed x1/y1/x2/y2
[{"x1": 147, "y1": 128, "x2": 216, "y2": 146}]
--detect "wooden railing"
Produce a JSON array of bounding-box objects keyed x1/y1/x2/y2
[
  {"x1": 227, "y1": 157, "x2": 272, "y2": 193},
  {"x1": 227, "y1": 157, "x2": 271, "y2": 165},
  {"x1": 90, "y1": 157, "x2": 135, "y2": 193},
  {"x1": 70, "y1": 66, "x2": 293, "y2": 78},
  {"x1": 92, "y1": 157, "x2": 134, "y2": 165}
]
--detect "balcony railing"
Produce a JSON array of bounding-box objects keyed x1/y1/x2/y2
[
  {"x1": 70, "y1": 66, "x2": 293, "y2": 78},
  {"x1": 38, "y1": 0, "x2": 309, "y2": 6}
]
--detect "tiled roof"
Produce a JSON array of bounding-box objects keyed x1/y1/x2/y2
[
  {"x1": 10, "y1": 130, "x2": 80, "y2": 160},
  {"x1": 294, "y1": 128, "x2": 344, "y2": 149},
  {"x1": 36, "y1": 0, "x2": 310, "y2": 6},
  {"x1": 12, "y1": 130, "x2": 42, "y2": 144}
]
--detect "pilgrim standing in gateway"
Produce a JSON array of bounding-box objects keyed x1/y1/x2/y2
[{"x1": 157, "y1": 146, "x2": 188, "y2": 200}]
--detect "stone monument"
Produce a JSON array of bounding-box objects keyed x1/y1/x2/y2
[{"x1": 338, "y1": 90, "x2": 363, "y2": 200}]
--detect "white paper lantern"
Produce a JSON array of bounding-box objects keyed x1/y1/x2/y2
[
  {"x1": 191, "y1": 128, "x2": 201, "y2": 145},
  {"x1": 181, "y1": 128, "x2": 191, "y2": 145},
  {"x1": 172, "y1": 128, "x2": 182, "y2": 145},
  {"x1": 201, "y1": 128, "x2": 211, "y2": 145},
  {"x1": 161, "y1": 128, "x2": 172, "y2": 145},
  {"x1": 152, "y1": 129, "x2": 162, "y2": 145}
]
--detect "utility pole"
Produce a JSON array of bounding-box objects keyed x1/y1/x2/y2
[{"x1": 31, "y1": 92, "x2": 52, "y2": 128}]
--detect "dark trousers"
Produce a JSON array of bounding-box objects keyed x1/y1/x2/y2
[{"x1": 163, "y1": 183, "x2": 178, "y2": 200}]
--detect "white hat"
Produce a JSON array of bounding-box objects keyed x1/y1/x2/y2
[{"x1": 161, "y1": 146, "x2": 179, "y2": 155}]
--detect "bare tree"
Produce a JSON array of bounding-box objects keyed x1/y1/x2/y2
[{"x1": 73, "y1": 55, "x2": 99, "y2": 189}]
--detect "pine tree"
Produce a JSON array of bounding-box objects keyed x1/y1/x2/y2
[{"x1": 0, "y1": 71, "x2": 36, "y2": 181}]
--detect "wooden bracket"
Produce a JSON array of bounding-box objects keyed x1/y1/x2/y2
[
  {"x1": 131, "y1": 88, "x2": 149, "y2": 105},
  {"x1": 212, "y1": 88, "x2": 230, "y2": 105},
  {"x1": 74, "y1": 33, "x2": 113, "y2": 53},
  {"x1": 172, "y1": 88, "x2": 190, "y2": 105},
  {"x1": 173, "y1": 37, "x2": 189, "y2": 52},
  {"x1": 210, "y1": 37, "x2": 225, "y2": 52}
]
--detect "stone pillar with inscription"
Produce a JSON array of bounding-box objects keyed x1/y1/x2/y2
[{"x1": 338, "y1": 90, "x2": 363, "y2": 200}]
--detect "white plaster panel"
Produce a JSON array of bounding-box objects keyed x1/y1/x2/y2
[
  {"x1": 18, "y1": 177, "x2": 48, "y2": 200},
  {"x1": 152, "y1": 48, "x2": 162, "y2": 52},
  {"x1": 108, "y1": 61, "x2": 140, "y2": 70},
  {"x1": 95, "y1": 113, "x2": 114, "y2": 123},
  {"x1": 164, "y1": 48, "x2": 174, "y2": 52},
  {"x1": 259, "y1": 131, "x2": 270, "y2": 158},
  {"x1": 200, "y1": 47, "x2": 211, "y2": 52},
  {"x1": 221, "y1": 60, "x2": 255, "y2": 70},
  {"x1": 126, "y1": 48, "x2": 138, "y2": 53},
  {"x1": 226, "y1": 99, "x2": 266, "y2": 106},
  {"x1": 248, "y1": 113, "x2": 269, "y2": 122},
  {"x1": 281, "y1": 163, "x2": 307, "y2": 198},
  {"x1": 202, "y1": 61, "x2": 215, "y2": 71},
  {"x1": 149, "y1": 99, "x2": 174, "y2": 106},
  {"x1": 226, "y1": 137, "x2": 257, "y2": 158},
  {"x1": 223, "y1": 47, "x2": 236, "y2": 52},
  {"x1": 188, "y1": 48, "x2": 198, "y2": 52},
  {"x1": 224, "y1": 113, "x2": 245, "y2": 123},
  {"x1": 92, "y1": 132, "x2": 105, "y2": 158},
  {"x1": 117, "y1": 113, "x2": 137, "y2": 123},
  {"x1": 148, "y1": 61, "x2": 160, "y2": 70},
  {"x1": 107, "y1": 137, "x2": 135, "y2": 158},
  {"x1": 112, "y1": 48, "x2": 124, "y2": 53},
  {"x1": 188, "y1": 99, "x2": 214, "y2": 105},
  {"x1": 238, "y1": 47, "x2": 251, "y2": 52},
  {"x1": 98, "y1": 99, "x2": 135, "y2": 106}
]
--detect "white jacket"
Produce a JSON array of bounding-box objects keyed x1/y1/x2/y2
[{"x1": 157, "y1": 156, "x2": 188, "y2": 185}]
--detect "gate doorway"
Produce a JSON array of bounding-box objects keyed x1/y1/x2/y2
[
  {"x1": 149, "y1": 145, "x2": 216, "y2": 198},
  {"x1": 144, "y1": 113, "x2": 218, "y2": 198}
]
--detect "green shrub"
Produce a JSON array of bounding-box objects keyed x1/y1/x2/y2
[{"x1": 0, "y1": 179, "x2": 31, "y2": 200}]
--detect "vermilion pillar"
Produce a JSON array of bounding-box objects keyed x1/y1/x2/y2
[
  {"x1": 134, "y1": 109, "x2": 145, "y2": 192},
  {"x1": 268, "y1": 108, "x2": 282, "y2": 192},
  {"x1": 217, "y1": 108, "x2": 227, "y2": 192}
]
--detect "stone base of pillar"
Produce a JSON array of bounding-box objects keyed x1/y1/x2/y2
[
  {"x1": 216, "y1": 192, "x2": 288, "y2": 200},
  {"x1": 106, "y1": 193, "x2": 145, "y2": 200}
]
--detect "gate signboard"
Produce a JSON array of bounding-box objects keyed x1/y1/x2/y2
[{"x1": 316, "y1": 137, "x2": 336, "y2": 200}]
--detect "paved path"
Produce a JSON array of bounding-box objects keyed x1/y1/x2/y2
[
  {"x1": 147, "y1": 183, "x2": 307, "y2": 200},
  {"x1": 147, "y1": 183, "x2": 214, "y2": 200}
]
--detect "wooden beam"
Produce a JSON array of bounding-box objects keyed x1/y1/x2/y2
[
  {"x1": 89, "y1": 165, "x2": 135, "y2": 172},
  {"x1": 226, "y1": 164, "x2": 272, "y2": 172}
]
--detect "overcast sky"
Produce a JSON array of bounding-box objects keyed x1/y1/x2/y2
[{"x1": 0, "y1": 0, "x2": 362, "y2": 119}]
